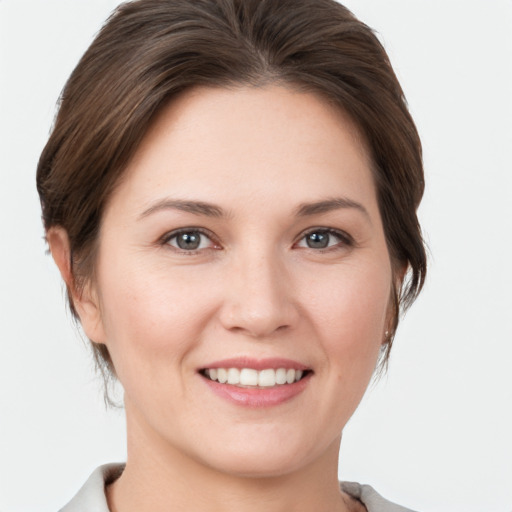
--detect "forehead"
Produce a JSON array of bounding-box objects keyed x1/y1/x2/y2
[
  {"x1": 136, "y1": 84, "x2": 370, "y2": 167},
  {"x1": 107, "y1": 85, "x2": 377, "y2": 218}
]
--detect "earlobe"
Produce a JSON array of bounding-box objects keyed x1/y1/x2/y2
[{"x1": 46, "y1": 227, "x2": 106, "y2": 344}]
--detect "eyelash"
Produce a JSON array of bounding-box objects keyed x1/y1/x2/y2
[
  {"x1": 159, "y1": 227, "x2": 354, "y2": 254},
  {"x1": 160, "y1": 228, "x2": 219, "y2": 254},
  {"x1": 295, "y1": 228, "x2": 354, "y2": 252}
]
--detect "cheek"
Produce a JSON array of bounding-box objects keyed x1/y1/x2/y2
[
  {"x1": 304, "y1": 260, "x2": 391, "y2": 376},
  {"x1": 95, "y1": 260, "x2": 218, "y2": 381}
]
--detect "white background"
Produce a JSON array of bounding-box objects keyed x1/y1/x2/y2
[{"x1": 1, "y1": 1, "x2": 511, "y2": 511}]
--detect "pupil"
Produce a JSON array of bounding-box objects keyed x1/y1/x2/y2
[
  {"x1": 177, "y1": 232, "x2": 200, "y2": 250},
  {"x1": 307, "y1": 232, "x2": 329, "y2": 248}
]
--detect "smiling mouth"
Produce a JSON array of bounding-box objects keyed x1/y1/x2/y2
[{"x1": 200, "y1": 368, "x2": 311, "y2": 388}]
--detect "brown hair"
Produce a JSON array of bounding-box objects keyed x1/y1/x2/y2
[{"x1": 37, "y1": 0, "x2": 426, "y2": 384}]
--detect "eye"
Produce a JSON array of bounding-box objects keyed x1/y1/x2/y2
[
  {"x1": 296, "y1": 229, "x2": 352, "y2": 250},
  {"x1": 164, "y1": 229, "x2": 217, "y2": 252}
]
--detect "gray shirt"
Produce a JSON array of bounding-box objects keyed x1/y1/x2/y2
[{"x1": 59, "y1": 464, "x2": 417, "y2": 512}]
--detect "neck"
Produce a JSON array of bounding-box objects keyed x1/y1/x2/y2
[{"x1": 107, "y1": 406, "x2": 357, "y2": 512}]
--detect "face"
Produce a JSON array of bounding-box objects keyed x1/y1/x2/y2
[{"x1": 80, "y1": 85, "x2": 393, "y2": 477}]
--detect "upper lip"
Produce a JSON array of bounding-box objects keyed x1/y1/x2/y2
[{"x1": 200, "y1": 357, "x2": 310, "y2": 371}]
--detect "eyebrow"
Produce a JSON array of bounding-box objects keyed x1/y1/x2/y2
[
  {"x1": 139, "y1": 199, "x2": 225, "y2": 219},
  {"x1": 139, "y1": 196, "x2": 370, "y2": 221},
  {"x1": 295, "y1": 197, "x2": 370, "y2": 220}
]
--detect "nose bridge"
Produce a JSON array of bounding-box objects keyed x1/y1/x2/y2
[{"x1": 220, "y1": 241, "x2": 297, "y2": 337}]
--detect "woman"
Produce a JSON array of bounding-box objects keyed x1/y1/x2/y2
[{"x1": 36, "y1": 0, "x2": 426, "y2": 510}]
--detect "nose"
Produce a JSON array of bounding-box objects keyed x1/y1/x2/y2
[{"x1": 218, "y1": 249, "x2": 300, "y2": 339}]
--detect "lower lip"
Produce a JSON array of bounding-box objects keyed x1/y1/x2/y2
[{"x1": 201, "y1": 374, "x2": 311, "y2": 407}]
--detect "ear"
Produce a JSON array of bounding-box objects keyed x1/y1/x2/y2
[{"x1": 47, "y1": 227, "x2": 106, "y2": 344}]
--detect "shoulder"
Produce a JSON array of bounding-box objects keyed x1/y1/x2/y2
[
  {"x1": 59, "y1": 464, "x2": 124, "y2": 512},
  {"x1": 341, "y1": 481, "x2": 418, "y2": 512}
]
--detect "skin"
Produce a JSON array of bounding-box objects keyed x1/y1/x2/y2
[{"x1": 49, "y1": 85, "x2": 395, "y2": 512}]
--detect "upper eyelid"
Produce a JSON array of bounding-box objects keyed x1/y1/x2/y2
[
  {"x1": 297, "y1": 227, "x2": 354, "y2": 243},
  {"x1": 161, "y1": 227, "x2": 216, "y2": 243},
  {"x1": 158, "y1": 228, "x2": 222, "y2": 255}
]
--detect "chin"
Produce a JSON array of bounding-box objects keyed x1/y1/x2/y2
[
  {"x1": 194, "y1": 431, "x2": 334, "y2": 479},
  {"x1": 206, "y1": 451, "x2": 306, "y2": 479}
]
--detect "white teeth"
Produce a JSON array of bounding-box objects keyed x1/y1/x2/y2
[
  {"x1": 204, "y1": 367, "x2": 307, "y2": 387},
  {"x1": 258, "y1": 369, "x2": 276, "y2": 387},
  {"x1": 227, "y1": 368, "x2": 240, "y2": 384},
  {"x1": 240, "y1": 368, "x2": 258, "y2": 386},
  {"x1": 217, "y1": 368, "x2": 228, "y2": 384},
  {"x1": 275, "y1": 368, "x2": 287, "y2": 385}
]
